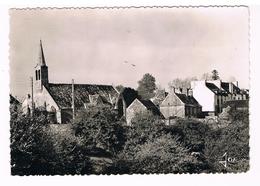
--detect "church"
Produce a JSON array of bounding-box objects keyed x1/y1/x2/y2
[{"x1": 22, "y1": 40, "x2": 119, "y2": 123}]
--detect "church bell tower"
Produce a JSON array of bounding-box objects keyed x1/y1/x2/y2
[{"x1": 35, "y1": 40, "x2": 49, "y2": 92}]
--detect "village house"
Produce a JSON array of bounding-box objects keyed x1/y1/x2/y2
[
  {"x1": 159, "y1": 87, "x2": 202, "y2": 119},
  {"x1": 126, "y1": 98, "x2": 162, "y2": 125},
  {"x1": 191, "y1": 80, "x2": 249, "y2": 116},
  {"x1": 114, "y1": 87, "x2": 163, "y2": 125},
  {"x1": 22, "y1": 41, "x2": 119, "y2": 123},
  {"x1": 114, "y1": 87, "x2": 139, "y2": 118},
  {"x1": 10, "y1": 94, "x2": 21, "y2": 117}
]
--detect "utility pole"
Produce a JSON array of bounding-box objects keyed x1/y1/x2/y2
[
  {"x1": 72, "y1": 79, "x2": 75, "y2": 123},
  {"x1": 30, "y1": 77, "x2": 35, "y2": 116}
]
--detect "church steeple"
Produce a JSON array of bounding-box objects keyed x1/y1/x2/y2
[
  {"x1": 35, "y1": 40, "x2": 49, "y2": 92},
  {"x1": 39, "y1": 40, "x2": 46, "y2": 66}
]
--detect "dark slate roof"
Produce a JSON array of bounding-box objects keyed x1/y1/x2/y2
[
  {"x1": 48, "y1": 83, "x2": 118, "y2": 108},
  {"x1": 221, "y1": 82, "x2": 241, "y2": 94},
  {"x1": 175, "y1": 93, "x2": 201, "y2": 106},
  {"x1": 221, "y1": 82, "x2": 230, "y2": 93},
  {"x1": 10, "y1": 94, "x2": 20, "y2": 105},
  {"x1": 233, "y1": 84, "x2": 241, "y2": 94},
  {"x1": 138, "y1": 99, "x2": 163, "y2": 117},
  {"x1": 89, "y1": 94, "x2": 110, "y2": 105},
  {"x1": 206, "y1": 83, "x2": 228, "y2": 95}
]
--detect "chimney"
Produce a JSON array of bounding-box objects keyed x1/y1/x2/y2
[
  {"x1": 188, "y1": 89, "x2": 193, "y2": 96},
  {"x1": 233, "y1": 81, "x2": 238, "y2": 87},
  {"x1": 187, "y1": 88, "x2": 193, "y2": 96},
  {"x1": 170, "y1": 86, "x2": 175, "y2": 93},
  {"x1": 184, "y1": 88, "x2": 188, "y2": 96},
  {"x1": 229, "y1": 83, "x2": 233, "y2": 94},
  {"x1": 174, "y1": 87, "x2": 183, "y2": 94}
]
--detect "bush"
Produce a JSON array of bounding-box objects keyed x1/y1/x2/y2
[
  {"x1": 11, "y1": 110, "x2": 93, "y2": 175},
  {"x1": 118, "y1": 112, "x2": 210, "y2": 174},
  {"x1": 10, "y1": 112, "x2": 51, "y2": 175},
  {"x1": 73, "y1": 106, "x2": 126, "y2": 156},
  {"x1": 203, "y1": 109, "x2": 249, "y2": 173},
  {"x1": 164, "y1": 118, "x2": 211, "y2": 152}
]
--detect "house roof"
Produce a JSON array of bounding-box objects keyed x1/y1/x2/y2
[
  {"x1": 175, "y1": 93, "x2": 201, "y2": 106},
  {"x1": 10, "y1": 94, "x2": 21, "y2": 105},
  {"x1": 89, "y1": 94, "x2": 110, "y2": 105},
  {"x1": 221, "y1": 82, "x2": 230, "y2": 93},
  {"x1": 138, "y1": 98, "x2": 163, "y2": 117},
  {"x1": 206, "y1": 82, "x2": 228, "y2": 95},
  {"x1": 116, "y1": 87, "x2": 140, "y2": 108},
  {"x1": 220, "y1": 82, "x2": 241, "y2": 94},
  {"x1": 48, "y1": 83, "x2": 118, "y2": 108}
]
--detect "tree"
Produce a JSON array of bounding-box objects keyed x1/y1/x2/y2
[
  {"x1": 10, "y1": 109, "x2": 93, "y2": 175},
  {"x1": 73, "y1": 106, "x2": 126, "y2": 156},
  {"x1": 127, "y1": 134, "x2": 201, "y2": 174},
  {"x1": 200, "y1": 73, "x2": 211, "y2": 80},
  {"x1": 115, "y1": 85, "x2": 124, "y2": 93},
  {"x1": 168, "y1": 77, "x2": 198, "y2": 89},
  {"x1": 121, "y1": 87, "x2": 140, "y2": 107},
  {"x1": 118, "y1": 112, "x2": 208, "y2": 174},
  {"x1": 203, "y1": 109, "x2": 249, "y2": 173},
  {"x1": 10, "y1": 111, "x2": 53, "y2": 175},
  {"x1": 137, "y1": 73, "x2": 156, "y2": 99},
  {"x1": 211, "y1": 69, "x2": 220, "y2": 80}
]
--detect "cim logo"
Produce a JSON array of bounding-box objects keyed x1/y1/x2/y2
[{"x1": 219, "y1": 152, "x2": 236, "y2": 168}]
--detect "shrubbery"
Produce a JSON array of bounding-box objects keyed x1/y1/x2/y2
[
  {"x1": 11, "y1": 110, "x2": 93, "y2": 175},
  {"x1": 10, "y1": 105, "x2": 249, "y2": 174}
]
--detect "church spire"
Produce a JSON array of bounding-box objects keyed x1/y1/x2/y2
[
  {"x1": 35, "y1": 39, "x2": 49, "y2": 92},
  {"x1": 39, "y1": 40, "x2": 46, "y2": 66}
]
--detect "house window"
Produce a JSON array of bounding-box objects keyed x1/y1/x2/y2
[{"x1": 35, "y1": 71, "x2": 38, "y2": 80}]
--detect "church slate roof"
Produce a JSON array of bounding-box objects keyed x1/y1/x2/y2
[
  {"x1": 48, "y1": 83, "x2": 118, "y2": 109},
  {"x1": 175, "y1": 93, "x2": 201, "y2": 106}
]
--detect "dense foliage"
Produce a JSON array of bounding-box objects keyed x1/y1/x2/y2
[
  {"x1": 211, "y1": 69, "x2": 220, "y2": 80},
  {"x1": 10, "y1": 110, "x2": 92, "y2": 175},
  {"x1": 10, "y1": 104, "x2": 249, "y2": 175},
  {"x1": 137, "y1": 73, "x2": 157, "y2": 99},
  {"x1": 73, "y1": 106, "x2": 126, "y2": 156}
]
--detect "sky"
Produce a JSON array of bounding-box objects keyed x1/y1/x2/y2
[{"x1": 9, "y1": 7, "x2": 249, "y2": 99}]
